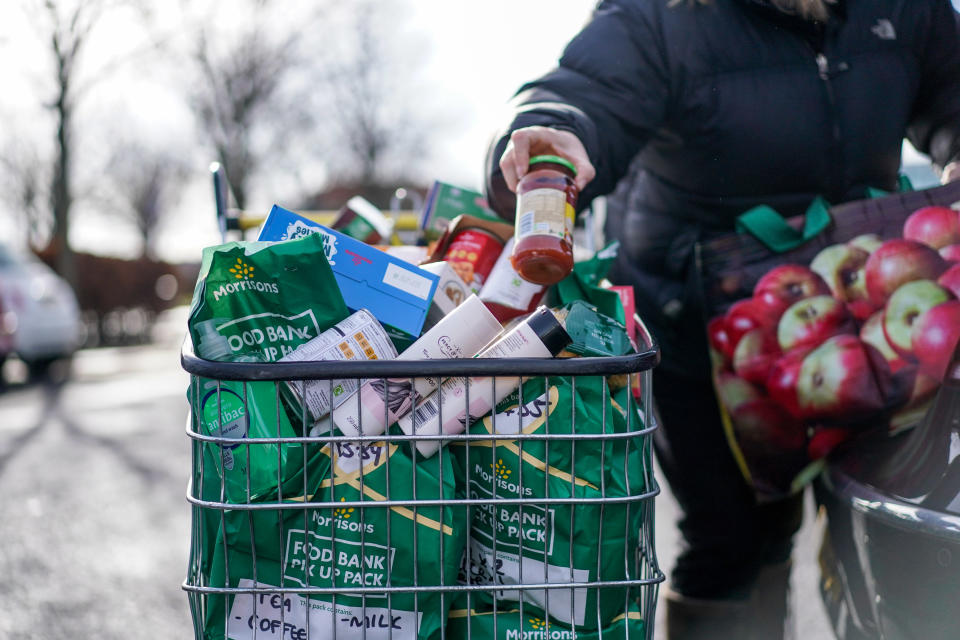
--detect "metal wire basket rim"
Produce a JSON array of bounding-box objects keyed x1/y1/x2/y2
[
  {"x1": 182, "y1": 575, "x2": 666, "y2": 596},
  {"x1": 181, "y1": 342, "x2": 660, "y2": 380},
  {"x1": 186, "y1": 487, "x2": 662, "y2": 510},
  {"x1": 185, "y1": 425, "x2": 658, "y2": 445}
]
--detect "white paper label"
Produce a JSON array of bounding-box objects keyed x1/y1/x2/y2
[
  {"x1": 226, "y1": 580, "x2": 421, "y2": 639},
  {"x1": 462, "y1": 540, "x2": 590, "y2": 626},
  {"x1": 382, "y1": 263, "x2": 434, "y2": 300}
]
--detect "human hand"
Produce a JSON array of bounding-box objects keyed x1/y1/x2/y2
[
  {"x1": 941, "y1": 161, "x2": 960, "y2": 184},
  {"x1": 499, "y1": 126, "x2": 596, "y2": 193}
]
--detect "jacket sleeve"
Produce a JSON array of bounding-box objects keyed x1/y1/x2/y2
[
  {"x1": 484, "y1": 0, "x2": 670, "y2": 219},
  {"x1": 906, "y1": 0, "x2": 960, "y2": 170}
]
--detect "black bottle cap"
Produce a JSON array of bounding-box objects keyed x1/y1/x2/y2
[{"x1": 527, "y1": 307, "x2": 572, "y2": 356}]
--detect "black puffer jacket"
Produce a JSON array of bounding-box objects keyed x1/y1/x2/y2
[{"x1": 485, "y1": 0, "x2": 960, "y2": 376}]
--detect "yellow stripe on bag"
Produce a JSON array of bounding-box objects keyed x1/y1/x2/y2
[
  {"x1": 466, "y1": 440, "x2": 599, "y2": 491},
  {"x1": 301, "y1": 476, "x2": 455, "y2": 536},
  {"x1": 610, "y1": 610, "x2": 644, "y2": 622}
]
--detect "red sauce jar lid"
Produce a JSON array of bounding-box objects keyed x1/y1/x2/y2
[{"x1": 528, "y1": 155, "x2": 577, "y2": 176}]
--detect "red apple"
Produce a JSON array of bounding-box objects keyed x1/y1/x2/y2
[
  {"x1": 910, "y1": 300, "x2": 960, "y2": 381},
  {"x1": 941, "y1": 244, "x2": 960, "y2": 262},
  {"x1": 731, "y1": 398, "x2": 806, "y2": 451},
  {"x1": 807, "y1": 427, "x2": 854, "y2": 460},
  {"x1": 860, "y1": 310, "x2": 909, "y2": 374},
  {"x1": 810, "y1": 243, "x2": 874, "y2": 320},
  {"x1": 707, "y1": 316, "x2": 735, "y2": 365},
  {"x1": 777, "y1": 294, "x2": 856, "y2": 352},
  {"x1": 796, "y1": 334, "x2": 891, "y2": 421},
  {"x1": 725, "y1": 298, "x2": 779, "y2": 349},
  {"x1": 765, "y1": 347, "x2": 812, "y2": 420},
  {"x1": 882, "y1": 280, "x2": 952, "y2": 358},
  {"x1": 733, "y1": 327, "x2": 781, "y2": 385},
  {"x1": 753, "y1": 264, "x2": 831, "y2": 315},
  {"x1": 714, "y1": 371, "x2": 764, "y2": 412},
  {"x1": 864, "y1": 239, "x2": 948, "y2": 307},
  {"x1": 848, "y1": 234, "x2": 883, "y2": 254},
  {"x1": 903, "y1": 206, "x2": 960, "y2": 249},
  {"x1": 938, "y1": 263, "x2": 960, "y2": 298}
]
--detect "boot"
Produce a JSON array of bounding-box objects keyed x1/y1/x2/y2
[{"x1": 664, "y1": 560, "x2": 792, "y2": 640}]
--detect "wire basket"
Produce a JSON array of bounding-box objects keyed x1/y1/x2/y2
[{"x1": 182, "y1": 317, "x2": 663, "y2": 640}]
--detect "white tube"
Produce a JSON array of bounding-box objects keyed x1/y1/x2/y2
[{"x1": 397, "y1": 307, "x2": 570, "y2": 457}]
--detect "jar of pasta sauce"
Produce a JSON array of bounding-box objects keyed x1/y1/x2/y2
[{"x1": 510, "y1": 155, "x2": 578, "y2": 285}]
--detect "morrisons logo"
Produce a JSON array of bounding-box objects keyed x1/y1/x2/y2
[
  {"x1": 212, "y1": 279, "x2": 280, "y2": 301},
  {"x1": 212, "y1": 259, "x2": 279, "y2": 301}
]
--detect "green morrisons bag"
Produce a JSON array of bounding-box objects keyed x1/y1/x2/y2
[
  {"x1": 201, "y1": 439, "x2": 467, "y2": 640},
  {"x1": 187, "y1": 234, "x2": 350, "y2": 504},
  {"x1": 550, "y1": 242, "x2": 626, "y2": 326},
  {"x1": 452, "y1": 375, "x2": 650, "y2": 631},
  {"x1": 443, "y1": 596, "x2": 647, "y2": 640}
]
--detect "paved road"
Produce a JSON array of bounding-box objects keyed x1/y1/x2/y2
[
  {"x1": 0, "y1": 314, "x2": 194, "y2": 639},
  {"x1": 0, "y1": 307, "x2": 835, "y2": 639}
]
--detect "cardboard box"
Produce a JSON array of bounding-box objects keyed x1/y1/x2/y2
[
  {"x1": 425, "y1": 214, "x2": 514, "y2": 265},
  {"x1": 258, "y1": 205, "x2": 440, "y2": 338},
  {"x1": 419, "y1": 181, "x2": 502, "y2": 241}
]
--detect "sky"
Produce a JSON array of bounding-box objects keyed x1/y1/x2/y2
[
  {"x1": 0, "y1": 0, "x2": 949, "y2": 264},
  {"x1": 0, "y1": 0, "x2": 598, "y2": 262}
]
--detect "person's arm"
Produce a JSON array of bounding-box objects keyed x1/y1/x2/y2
[
  {"x1": 906, "y1": 0, "x2": 960, "y2": 183},
  {"x1": 484, "y1": 0, "x2": 670, "y2": 218}
]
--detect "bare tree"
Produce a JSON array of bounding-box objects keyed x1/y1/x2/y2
[
  {"x1": 0, "y1": 138, "x2": 51, "y2": 248},
  {"x1": 317, "y1": 0, "x2": 436, "y2": 187},
  {"x1": 185, "y1": 1, "x2": 323, "y2": 209},
  {"x1": 7, "y1": 0, "x2": 154, "y2": 284},
  {"x1": 101, "y1": 140, "x2": 190, "y2": 259}
]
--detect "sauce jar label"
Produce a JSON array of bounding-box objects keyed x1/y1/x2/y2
[{"x1": 515, "y1": 188, "x2": 575, "y2": 241}]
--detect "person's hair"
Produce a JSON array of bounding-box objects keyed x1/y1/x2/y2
[{"x1": 668, "y1": 0, "x2": 835, "y2": 22}]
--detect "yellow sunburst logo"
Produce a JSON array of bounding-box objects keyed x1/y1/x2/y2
[
  {"x1": 491, "y1": 459, "x2": 512, "y2": 481},
  {"x1": 528, "y1": 617, "x2": 546, "y2": 630},
  {"x1": 228, "y1": 258, "x2": 255, "y2": 280},
  {"x1": 333, "y1": 497, "x2": 354, "y2": 519}
]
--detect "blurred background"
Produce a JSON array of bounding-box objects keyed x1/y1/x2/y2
[{"x1": 0, "y1": 1, "x2": 946, "y2": 638}]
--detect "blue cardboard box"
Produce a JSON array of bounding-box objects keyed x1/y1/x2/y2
[{"x1": 258, "y1": 205, "x2": 439, "y2": 337}]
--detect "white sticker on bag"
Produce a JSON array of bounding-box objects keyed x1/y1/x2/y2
[{"x1": 227, "y1": 579, "x2": 421, "y2": 639}]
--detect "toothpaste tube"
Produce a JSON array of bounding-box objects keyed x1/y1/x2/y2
[
  {"x1": 280, "y1": 309, "x2": 398, "y2": 422},
  {"x1": 318, "y1": 294, "x2": 503, "y2": 437},
  {"x1": 398, "y1": 306, "x2": 571, "y2": 457}
]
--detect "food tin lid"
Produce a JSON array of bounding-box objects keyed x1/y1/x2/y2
[
  {"x1": 528, "y1": 155, "x2": 577, "y2": 176},
  {"x1": 527, "y1": 306, "x2": 573, "y2": 356}
]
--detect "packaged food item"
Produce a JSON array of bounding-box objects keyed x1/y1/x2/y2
[
  {"x1": 203, "y1": 438, "x2": 466, "y2": 640},
  {"x1": 421, "y1": 260, "x2": 470, "y2": 310},
  {"x1": 453, "y1": 375, "x2": 650, "y2": 630},
  {"x1": 331, "y1": 195, "x2": 395, "y2": 244},
  {"x1": 188, "y1": 233, "x2": 350, "y2": 362},
  {"x1": 317, "y1": 294, "x2": 503, "y2": 438},
  {"x1": 280, "y1": 309, "x2": 398, "y2": 423},
  {"x1": 443, "y1": 226, "x2": 505, "y2": 293},
  {"x1": 426, "y1": 214, "x2": 514, "y2": 289},
  {"x1": 479, "y1": 237, "x2": 547, "y2": 323},
  {"x1": 258, "y1": 205, "x2": 440, "y2": 341},
  {"x1": 511, "y1": 155, "x2": 579, "y2": 285},
  {"x1": 419, "y1": 180, "x2": 501, "y2": 242},
  {"x1": 553, "y1": 300, "x2": 634, "y2": 358},
  {"x1": 398, "y1": 307, "x2": 571, "y2": 457}
]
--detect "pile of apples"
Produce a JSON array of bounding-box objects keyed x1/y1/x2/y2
[{"x1": 709, "y1": 205, "x2": 960, "y2": 467}]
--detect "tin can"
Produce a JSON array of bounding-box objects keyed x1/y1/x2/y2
[
  {"x1": 279, "y1": 309, "x2": 398, "y2": 421},
  {"x1": 442, "y1": 227, "x2": 505, "y2": 293}
]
